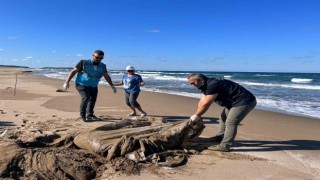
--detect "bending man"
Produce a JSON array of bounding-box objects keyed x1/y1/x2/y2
[{"x1": 188, "y1": 73, "x2": 256, "y2": 152}]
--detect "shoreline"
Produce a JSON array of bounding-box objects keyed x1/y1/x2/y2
[
  {"x1": 116, "y1": 87, "x2": 320, "y2": 120},
  {"x1": 33, "y1": 69, "x2": 320, "y2": 120},
  {"x1": 1, "y1": 67, "x2": 320, "y2": 179}
]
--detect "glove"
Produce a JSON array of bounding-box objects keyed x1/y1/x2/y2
[
  {"x1": 139, "y1": 82, "x2": 145, "y2": 87},
  {"x1": 63, "y1": 81, "x2": 69, "y2": 90},
  {"x1": 190, "y1": 115, "x2": 201, "y2": 122},
  {"x1": 111, "y1": 86, "x2": 117, "y2": 93}
]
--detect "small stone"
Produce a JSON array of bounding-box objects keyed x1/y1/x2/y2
[
  {"x1": 43, "y1": 131, "x2": 55, "y2": 135},
  {"x1": 30, "y1": 129, "x2": 39, "y2": 133}
]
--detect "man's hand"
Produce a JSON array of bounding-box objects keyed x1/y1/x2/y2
[
  {"x1": 63, "y1": 81, "x2": 69, "y2": 90},
  {"x1": 190, "y1": 115, "x2": 201, "y2": 122},
  {"x1": 111, "y1": 86, "x2": 117, "y2": 93}
]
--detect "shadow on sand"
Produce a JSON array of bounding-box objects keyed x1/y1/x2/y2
[
  {"x1": 150, "y1": 115, "x2": 220, "y2": 124},
  {"x1": 232, "y1": 140, "x2": 320, "y2": 152},
  {"x1": 0, "y1": 121, "x2": 16, "y2": 126}
]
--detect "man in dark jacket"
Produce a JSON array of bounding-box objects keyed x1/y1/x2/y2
[{"x1": 188, "y1": 73, "x2": 256, "y2": 151}]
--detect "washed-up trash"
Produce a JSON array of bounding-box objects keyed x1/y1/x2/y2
[{"x1": 74, "y1": 118, "x2": 204, "y2": 167}]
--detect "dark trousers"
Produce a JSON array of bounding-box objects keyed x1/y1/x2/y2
[
  {"x1": 125, "y1": 91, "x2": 141, "y2": 108},
  {"x1": 76, "y1": 84, "x2": 98, "y2": 117}
]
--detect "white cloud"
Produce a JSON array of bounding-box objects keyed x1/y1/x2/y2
[
  {"x1": 21, "y1": 56, "x2": 33, "y2": 61},
  {"x1": 208, "y1": 57, "x2": 225, "y2": 61},
  {"x1": 10, "y1": 59, "x2": 19, "y2": 62},
  {"x1": 0, "y1": 48, "x2": 4, "y2": 51},
  {"x1": 76, "y1": 54, "x2": 83, "y2": 57},
  {"x1": 7, "y1": 36, "x2": 18, "y2": 40},
  {"x1": 145, "y1": 29, "x2": 161, "y2": 33},
  {"x1": 302, "y1": 60, "x2": 314, "y2": 63},
  {"x1": 203, "y1": 56, "x2": 227, "y2": 64},
  {"x1": 294, "y1": 55, "x2": 315, "y2": 59}
]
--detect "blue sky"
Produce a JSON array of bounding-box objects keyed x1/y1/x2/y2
[{"x1": 0, "y1": 0, "x2": 319, "y2": 72}]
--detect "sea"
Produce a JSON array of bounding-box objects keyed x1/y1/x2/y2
[{"x1": 33, "y1": 69, "x2": 320, "y2": 120}]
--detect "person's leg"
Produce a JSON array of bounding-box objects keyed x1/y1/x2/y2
[
  {"x1": 210, "y1": 108, "x2": 229, "y2": 142},
  {"x1": 217, "y1": 108, "x2": 229, "y2": 136},
  {"x1": 87, "y1": 86, "x2": 98, "y2": 117},
  {"x1": 129, "y1": 92, "x2": 146, "y2": 117},
  {"x1": 220, "y1": 100, "x2": 257, "y2": 148},
  {"x1": 125, "y1": 92, "x2": 136, "y2": 115},
  {"x1": 76, "y1": 85, "x2": 89, "y2": 118}
]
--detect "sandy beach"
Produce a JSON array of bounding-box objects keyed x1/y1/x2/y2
[{"x1": 0, "y1": 67, "x2": 320, "y2": 179}]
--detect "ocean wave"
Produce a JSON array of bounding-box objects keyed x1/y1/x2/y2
[
  {"x1": 164, "y1": 72, "x2": 189, "y2": 75},
  {"x1": 241, "y1": 81, "x2": 320, "y2": 90},
  {"x1": 109, "y1": 72, "x2": 162, "y2": 78},
  {"x1": 139, "y1": 71, "x2": 162, "y2": 74},
  {"x1": 140, "y1": 73, "x2": 162, "y2": 77},
  {"x1": 58, "y1": 71, "x2": 69, "y2": 75},
  {"x1": 43, "y1": 74, "x2": 66, "y2": 80},
  {"x1": 142, "y1": 88, "x2": 201, "y2": 99},
  {"x1": 257, "y1": 98, "x2": 320, "y2": 119},
  {"x1": 223, "y1": 75, "x2": 233, "y2": 79},
  {"x1": 291, "y1": 78, "x2": 313, "y2": 83},
  {"x1": 154, "y1": 75, "x2": 187, "y2": 81},
  {"x1": 110, "y1": 72, "x2": 125, "y2": 76},
  {"x1": 254, "y1": 74, "x2": 277, "y2": 77}
]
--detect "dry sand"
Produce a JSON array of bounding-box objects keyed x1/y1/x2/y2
[{"x1": 0, "y1": 67, "x2": 320, "y2": 179}]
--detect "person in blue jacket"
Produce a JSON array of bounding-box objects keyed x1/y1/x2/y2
[
  {"x1": 113, "y1": 65, "x2": 147, "y2": 118},
  {"x1": 63, "y1": 50, "x2": 117, "y2": 122}
]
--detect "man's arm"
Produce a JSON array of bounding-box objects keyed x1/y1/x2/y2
[
  {"x1": 195, "y1": 94, "x2": 217, "y2": 116},
  {"x1": 103, "y1": 72, "x2": 117, "y2": 93},
  {"x1": 190, "y1": 93, "x2": 218, "y2": 121},
  {"x1": 66, "y1": 68, "x2": 79, "y2": 83},
  {"x1": 63, "y1": 68, "x2": 79, "y2": 90},
  {"x1": 113, "y1": 81, "x2": 124, "y2": 86}
]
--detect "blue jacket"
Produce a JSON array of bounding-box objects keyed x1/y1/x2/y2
[{"x1": 75, "y1": 59, "x2": 107, "y2": 87}]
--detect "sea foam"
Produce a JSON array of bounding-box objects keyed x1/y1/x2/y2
[
  {"x1": 241, "y1": 81, "x2": 320, "y2": 90},
  {"x1": 291, "y1": 78, "x2": 313, "y2": 83}
]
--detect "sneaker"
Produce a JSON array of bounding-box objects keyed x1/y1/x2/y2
[
  {"x1": 140, "y1": 112, "x2": 147, "y2": 118},
  {"x1": 79, "y1": 116, "x2": 87, "y2": 122},
  {"x1": 210, "y1": 135, "x2": 224, "y2": 143},
  {"x1": 129, "y1": 112, "x2": 137, "y2": 116},
  {"x1": 207, "y1": 145, "x2": 230, "y2": 152},
  {"x1": 86, "y1": 115, "x2": 101, "y2": 121}
]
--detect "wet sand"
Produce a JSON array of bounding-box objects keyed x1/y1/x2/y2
[{"x1": 1, "y1": 67, "x2": 319, "y2": 179}]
